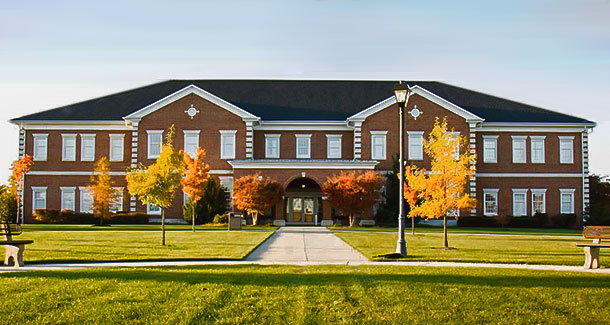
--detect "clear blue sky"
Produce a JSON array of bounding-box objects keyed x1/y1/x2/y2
[{"x1": 1, "y1": 0, "x2": 608, "y2": 181}]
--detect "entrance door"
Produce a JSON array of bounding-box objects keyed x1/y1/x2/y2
[{"x1": 286, "y1": 196, "x2": 319, "y2": 224}]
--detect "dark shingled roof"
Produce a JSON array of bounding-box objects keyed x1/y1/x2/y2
[{"x1": 11, "y1": 80, "x2": 593, "y2": 124}]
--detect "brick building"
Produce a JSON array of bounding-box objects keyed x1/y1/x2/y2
[{"x1": 10, "y1": 80, "x2": 595, "y2": 226}]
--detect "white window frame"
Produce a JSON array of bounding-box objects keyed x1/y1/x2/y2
[
  {"x1": 32, "y1": 133, "x2": 48, "y2": 161},
  {"x1": 265, "y1": 134, "x2": 281, "y2": 158},
  {"x1": 371, "y1": 131, "x2": 388, "y2": 160},
  {"x1": 482, "y1": 135, "x2": 498, "y2": 163},
  {"x1": 512, "y1": 188, "x2": 528, "y2": 217},
  {"x1": 326, "y1": 134, "x2": 342, "y2": 159},
  {"x1": 80, "y1": 134, "x2": 96, "y2": 162},
  {"x1": 449, "y1": 132, "x2": 460, "y2": 160},
  {"x1": 79, "y1": 187, "x2": 93, "y2": 213},
  {"x1": 31, "y1": 186, "x2": 47, "y2": 211},
  {"x1": 531, "y1": 188, "x2": 547, "y2": 214},
  {"x1": 511, "y1": 135, "x2": 527, "y2": 164},
  {"x1": 147, "y1": 130, "x2": 163, "y2": 159},
  {"x1": 407, "y1": 131, "x2": 424, "y2": 161},
  {"x1": 110, "y1": 187, "x2": 123, "y2": 213},
  {"x1": 219, "y1": 176, "x2": 234, "y2": 207},
  {"x1": 530, "y1": 136, "x2": 546, "y2": 164},
  {"x1": 60, "y1": 186, "x2": 76, "y2": 211},
  {"x1": 559, "y1": 136, "x2": 574, "y2": 164},
  {"x1": 183, "y1": 192, "x2": 190, "y2": 208},
  {"x1": 109, "y1": 134, "x2": 125, "y2": 162},
  {"x1": 220, "y1": 130, "x2": 237, "y2": 159},
  {"x1": 559, "y1": 188, "x2": 575, "y2": 214},
  {"x1": 147, "y1": 203, "x2": 162, "y2": 215},
  {"x1": 483, "y1": 188, "x2": 499, "y2": 216},
  {"x1": 61, "y1": 134, "x2": 77, "y2": 161},
  {"x1": 183, "y1": 130, "x2": 200, "y2": 158},
  {"x1": 295, "y1": 134, "x2": 312, "y2": 159}
]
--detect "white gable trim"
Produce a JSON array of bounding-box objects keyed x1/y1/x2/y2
[
  {"x1": 123, "y1": 84, "x2": 260, "y2": 122},
  {"x1": 347, "y1": 85, "x2": 484, "y2": 124}
]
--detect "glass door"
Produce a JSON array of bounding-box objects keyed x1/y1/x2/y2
[
  {"x1": 291, "y1": 197, "x2": 303, "y2": 222},
  {"x1": 303, "y1": 198, "x2": 314, "y2": 223}
]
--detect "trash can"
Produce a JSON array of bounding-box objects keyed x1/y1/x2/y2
[{"x1": 228, "y1": 213, "x2": 243, "y2": 230}]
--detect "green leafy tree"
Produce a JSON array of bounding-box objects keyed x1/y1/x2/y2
[
  {"x1": 183, "y1": 177, "x2": 229, "y2": 225},
  {"x1": 126, "y1": 125, "x2": 186, "y2": 245},
  {"x1": 0, "y1": 185, "x2": 17, "y2": 223},
  {"x1": 585, "y1": 175, "x2": 610, "y2": 226}
]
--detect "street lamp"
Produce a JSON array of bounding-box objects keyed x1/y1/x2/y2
[{"x1": 393, "y1": 81, "x2": 411, "y2": 256}]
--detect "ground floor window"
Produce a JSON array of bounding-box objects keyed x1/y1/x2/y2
[
  {"x1": 110, "y1": 187, "x2": 123, "y2": 213},
  {"x1": 483, "y1": 189, "x2": 499, "y2": 216},
  {"x1": 147, "y1": 203, "x2": 161, "y2": 215},
  {"x1": 79, "y1": 187, "x2": 93, "y2": 213},
  {"x1": 60, "y1": 187, "x2": 76, "y2": 211},
  {"x1": 560, "y1": 189, "x2": 575, "y2": 214},
  {"x1": 512, "y1": 189, "x2": 527, "y2": 216},
  {"x1": 531, "y1": 189, "x2": 546, "y2": 214},
  {"x1": 32, "y1": 187, "x2": 47, "y2": 211}
]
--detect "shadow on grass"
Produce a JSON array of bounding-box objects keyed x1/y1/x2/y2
[{"x1": 2, "y1": 265, "x2": 609, "y2": 289}]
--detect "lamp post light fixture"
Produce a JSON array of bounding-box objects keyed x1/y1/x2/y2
[{"x1": 393, "y1": 81, "x2": 411, "y2": 256}]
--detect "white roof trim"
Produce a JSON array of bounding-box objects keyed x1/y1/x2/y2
[
  {"x1": 229, "y1": 159, "x2": 378, "y2": 170},
  {"x1": 347, "y1": 85, "x2": 484, "y2": 123},
  {"x1": 123, "y1": 84, "x2": 260, "y2": 122}
]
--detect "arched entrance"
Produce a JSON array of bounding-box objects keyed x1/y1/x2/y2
[{"x1": 284, "y1": 177, "x2": 323, "y2": 225}]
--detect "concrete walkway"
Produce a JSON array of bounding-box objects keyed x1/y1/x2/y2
[{"x1": 245, "y1": 226, "x2": 369, "y2": 264}]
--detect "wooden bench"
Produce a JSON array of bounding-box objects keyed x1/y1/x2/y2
[
  {"x1": 576, "y1": 226, "x2": 610, "y2": 269},
  {"x1": 0, "y1": 223, "x2": 33, "y2": 268}
]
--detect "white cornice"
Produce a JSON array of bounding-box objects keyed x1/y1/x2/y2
[
  {"x1": 478, "y1": 123, "x2": 595, "y2": 133},
  {"x1": 15, "y1": 121, "x2": 132, "y2": 130},
  {"x1": 27, "y1": 171, "x2": 127, "y2": 176},
  {"x1": 255, "y1": 121, "x2": 352, "y2": 131},
  {"x1": 229, "y1": 159, "x2": 378, "y2": 170},
  {"x1": 476, "y1": 173, "x2": 582, "y2": 178}
]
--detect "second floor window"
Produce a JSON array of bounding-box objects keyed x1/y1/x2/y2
[
  {"x1": 482, "y1": 135, "x2": 498, "y2": 163},
  {"x1": 109, "y1": 134, "x2": 125, "y2": 162},
  {"x1": 326, "y1": 134, "x2": 342, "y2": 159},
  {"x1": 220, "y1": 130, "x2": 237, "y2": 159},
  {"x1": 62, "y1": 134, "x2": 77, "y2": 161},
  {"x1": 296, "y1": 134, "x2": 311, "y2": 159},
  {"x1": 530, "y1": 136, "x2": 545, "y2": 164},
  {"x1": 371, "y1": 131, "x2": 387, "y2": 160},
  {"x1": 265, "y1": 134, "x2": 280, "y2": 158},
  {"x1": 183, "y1": 130, "x2": 200, "y2": 158},
  {"x1": 147, "y1": 130, "x2": 163, "y2": 159},
  {"x1": 33, "y1": 133, "x2": 48, "y2": 161},
  {"x1": 408, "y1": 131, "x2": 423, "y2": 160},
  {"x1": 559, "y1": 136, "x2": 574, "y2": 164},
  {"x1": 80, "y1": 134, "x2": 96, "y2": 161},
  {"x1": 512, "y1": 136, "x2": 527, "y2": 163}
]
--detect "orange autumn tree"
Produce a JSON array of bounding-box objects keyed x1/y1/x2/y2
[
  {"x1": 9, "y1": 154, "x2": 34, "y2": 223},
  {"x1": 405, "y1": 118, "x2": 476, "y2": 248},
  {"x1": 181, "y1": 147, "x2": 211, "y2": 232},
  {"x1": 323, "y1": 171, "x2": 383, "y2": 227},
  {"x1": 88, "y1": 157, "x2": 120, "y2": 225},
  {"x1": 233, "y1": 173, "x2": 283, "y2": 226}
]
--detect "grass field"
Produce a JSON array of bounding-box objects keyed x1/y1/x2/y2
[
  {"x1": 1, "y1": 265, "x2": 609, "y2": 324},
  {"x1": 17, "y1": 225, "x2": 274, "y2": 263},
  {"x1": 334, "y1": 231, "x2": 607, "y2": 266},
  {"x1": 330, "y1": 225, "x2": 583, "y2": 236}
]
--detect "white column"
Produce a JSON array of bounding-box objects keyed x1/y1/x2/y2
[
  {"x1": 353, "y1": 121, "x2": 362, "y2": 160},
  {"x1": 130, "y1": 120, "x2": 139, "y2": 212},
  {"x1": 582, "y1": 129, "x2": 590, "y2": 219},
  {"x1": 246, "y1": 121, "x2": 254, "y2": 159},
  {"x1": 469, "y1": 122, "x2": 477, "y2": 216}
]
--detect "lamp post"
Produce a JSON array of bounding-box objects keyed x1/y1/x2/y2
[{"x1": 393, "y1": 81, "x2": 411, "y2": 256}]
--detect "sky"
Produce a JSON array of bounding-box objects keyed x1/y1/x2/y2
[{"x1": 0, "y1": 0, "x2": 608, "y2": 181}]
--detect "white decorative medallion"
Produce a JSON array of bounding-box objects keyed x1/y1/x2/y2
[
  {"x1": 185, "y1": 104, "x2": 200, "y2": 119},
  {"x1": 408, "y1": 105, "x2": 422, "y2": 120}
]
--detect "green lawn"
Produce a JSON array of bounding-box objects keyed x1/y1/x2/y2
[
  {"x1": 330, "y1": 225, "x2": 583, "y2": 236},
  {"x1": 17, "y1": 225, "x2": 274, "y2": 263},
  {"x1": 334, "y1": 231, "x2": 607, "y2": 266},
  {"x1": 1, "y1": 265, "x2": 609, "y2": 324}
]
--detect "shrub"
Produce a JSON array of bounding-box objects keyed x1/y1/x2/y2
[
  {"x1": 493, "y1": 215, "x2": 513, "y2": 227},
  {"x1": 533, "y1": 212, "x2": 548, "y2": 227},
  {"x1": 457, "y1": 216, "x2": 498, "y2": 227},
  {"x1": 212, "y1": 213, "x2": 229, "y2": 224},
  {"x1": 183, "y1": 177, "x2": 229, "y2": 225},
  {"x1": 33, "y1": 209, "x2": 61, "y2": 223},
  {"x1": 110, "y1": 212, "x2": 150, "y2": 224},
  {"x1": 550, "y1": 214, "x2": 578, "y2": 228},
  {"x1": 0, "y1": 187, "x2": 17, "y2": 223}
]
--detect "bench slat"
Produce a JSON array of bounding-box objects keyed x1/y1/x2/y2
[
  {"x1": 583, "y1": 226, "x2": 610, "y2": 239},
  {"x1": 576, "y1": 243, "x2": 610, "y2": 247}
]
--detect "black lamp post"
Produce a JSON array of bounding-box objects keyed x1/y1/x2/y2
[{"x1": 393, "y1": 81, "x2": 411, "y2": 256}]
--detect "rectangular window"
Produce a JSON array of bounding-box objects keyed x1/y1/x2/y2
[
  {"x1": 450, "y1": 132, "x2": 460, "y2": 159},
  {"x1": 482, "y1": 135, "x2": 498, "y2": 163},
  {"x1": 512, "y1": 189, "x2": 528, "y2": 216},
  {"x1": 80, "y1": 134, "x2": 96, "y2": 161},
  {"x1": 531, "y1": 189, "x2": 546, "y2": 214},
  {"x1": 530, "y1": 136, "x2": 546, "y2": 164},
  {"x1": 32, "y1": 186, "x2": 47, "y2": 211},
  {"x1": 220, "y1": 130, "x2": 237, "y2": 159},
  {"x1": 560, "y1": 189, "x2": 575, "y2": 214},
  {"x1": 183, "y1": 130, "x2": 200, "y2": 158},
  {"x1": 559, "y1": 136, "x2": 574, "y2": 164},
  {"x1": 512, "y1": 136, "x2": 527, "y2": 163},
  {"x1": 219, "y1": 176, "x2": 234, "y2": 208},
  {"x1": 147, "y1": 130, "x2": 163, "y2": 159},
  {"x1": 265, "y1": 134, "x2": 281, "y2": 158},
  {"x1": 147, "y1": 203, "x2": 162, "y2": 215},
  {"x1": 408, "y1": 131, "x2": 424, "y2": 160},
  {"x1": 110, "y1": 187, "x2": 123, "y2": 213},
  {"x1": 296, "y1": 134, "x2": 312, "y2": 159},
  {"x1": 61, "y1": 134, "x2": 77, "y2": 161},
  {"x1": 183, "y1": 192, "x2": 190, "y2": 207},
  {"x1": 326, "y1": 134, "x2": 342, "y2": 159},
  {"x1": 371, "y1": 131, "x2": 388, "y2": 160},
  {"x1": 483, "y1": 189, "x2": 499, "y2": 216},
  {"x1": 60, "y1": 187, "x2": 76, "y2": 211},
  {"x1": 109, "y1": 134, "x2": 125, "y2": 162},
  {"x1": 79, "y1": 187, "x2": 93, "y2": 213},
  {"x1": 33, "y1": 134, "x2": 48, "y2": 161}
]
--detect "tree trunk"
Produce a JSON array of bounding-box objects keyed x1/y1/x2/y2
[
  {"x1": 192, "y1": 204, "x2": 195, "y2": 232},
  {"x1": 161, "y1": 208, "x2": 166, "y2": 246},
  {"x1": 252, "y1": 212, "x2": 258, "y2": 226},
  {"x1": 443, "y1": 215, "x2": 449, "y2": 248},
  {"x1": 411, "y1": 215, "x2": 415, "y2": 235},
  {"x1": 349, "y1": 212, "x2": 356, "y2": 227},
  {"x1": 15, "y1": 184, "x2": 21, "y2": 224}
]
